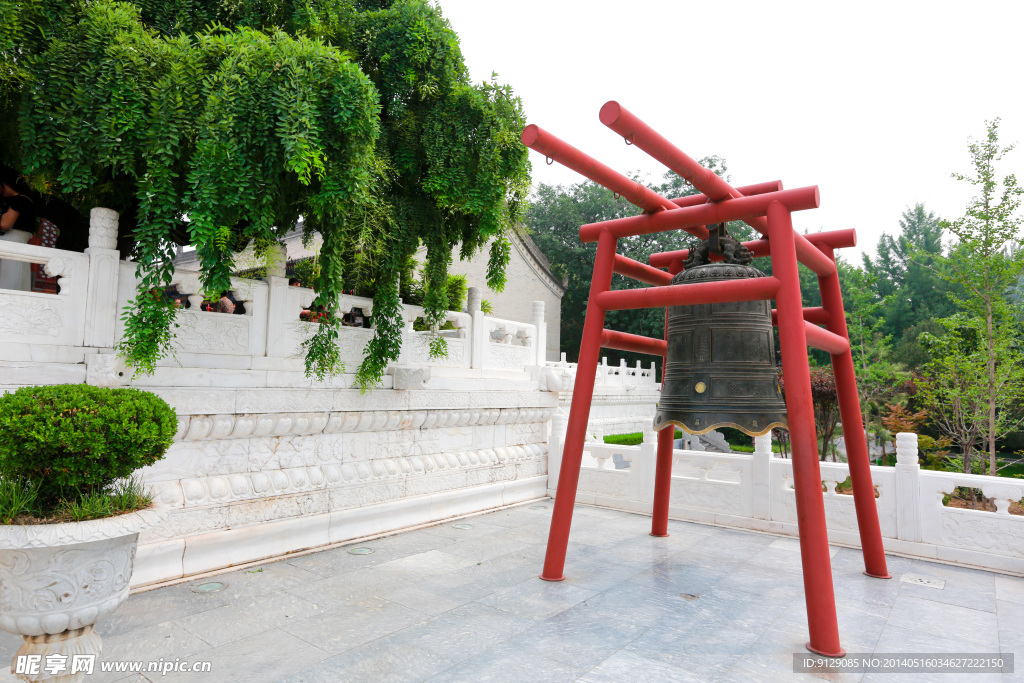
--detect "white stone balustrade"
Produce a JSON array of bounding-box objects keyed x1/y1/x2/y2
[
  {"x1": 0, "y1": 212, "x2": 559, "y2": 589},
  {"x1": 559, "y1": 431, "x2": 1024, "y2": 575}
]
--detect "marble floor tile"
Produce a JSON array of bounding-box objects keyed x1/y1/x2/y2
[
  {"x1": 283, "y1": 565, "x2": 415, "y2": 609},
  {"x1": 204, "y1": 561, "x2": 325, "y2": 602},
  {"x1": 175, "y1": 590, "x2": 325, "y2": 647},
  {"x1": 102, "y1": 582, "x2": 232, "y2": 638},
  {"x1": 375, "y1": 602, "x2": 533, "y2": 665},
  {"x1": 898, "y1": 574, "x2": 998, "y2": 613},
  {"x1": 497, "y1": 601, "x2": 650, "y2": 670},
  {"x1": 373, "y1": 549, "x2": 481, "y2": 578},
  {"x1": 578, "y1": 649, "x2": 707, "y2": 683},
  {"x1": 425, "y1": 640, "x2": 585, "y2": 683},
  {"x1": 280, "y1": 636, "x2": 456, "y2": 683},
  {"x1": 91, "y1": 621, "x2": 213, "y2": 683},
  {"x1": 280, "y1": 596, "x2": 427, "y2": 654},
  {"x1": 156, "y1": 628, "x2": 330, "y2": 683},
  {"x1": 995, "y1": 574, "x2": 1024, "y2": 606},
  {"x1": 885, "y1": 594, "x2": 1000, "y2": 649},
  {"x1": 477, "y1": 578, "x2": 598, "y2": 621}
]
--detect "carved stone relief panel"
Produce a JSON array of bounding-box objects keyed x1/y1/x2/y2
[{"x1": 173, "y1": 312, "x2": 251, "y2": 355}]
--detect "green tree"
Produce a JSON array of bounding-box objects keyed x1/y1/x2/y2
[
  {"x1": 1, "y1": 0, "x2": 529, "y2": 388},
  {"x1": 924, "y1": 119, "x2": 1024, "y2": 475},
  {"x1": 863, "y1": 203, "x2": 954, "y2": 361},
  {"x1": 842, "y1": 265, "x2": 905, "y2": 451}
]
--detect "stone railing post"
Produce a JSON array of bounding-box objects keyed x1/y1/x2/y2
[
  {"x1": 468, "y1": 287, "x2": 486, "y2": 370},
  {"x1": 895, "y1": 432, "x2": 922, "y2": 542},
  {"x1": 83, "y1": 208, "x2": 120, "y2": 347},
  {"x1": 466, "y1": 286, "x2": 481, "y2": 315},
  {"x1": 532, "y1": 300, "x2": 547, "y2": 365},
  {"x1": 630, "y1": 428, "x2": 659, "y2": 507},
  {"x1": 751, "y1": 433, "x2": 772, "y2": 520},
  {"x1": 547, "y1": 407, "x2": 568, "y2": 493}
]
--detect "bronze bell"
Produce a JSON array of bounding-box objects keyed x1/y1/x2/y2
[{"x1": 653, "y1": 224, "x2": 788, "y2": 437}]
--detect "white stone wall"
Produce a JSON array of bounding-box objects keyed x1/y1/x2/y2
[
  {"x1": 439, "y1": 234, "x2": 565, "y2": 362},
  {"x1": 0, "y1": 211, "x2": 561, "y2": 587},
  {"x1": 175, "y1": 228, "x2": 567, "y2": 361},
  {"x1": 133, "y1": 387, "x2": 554, "y2": 585}
]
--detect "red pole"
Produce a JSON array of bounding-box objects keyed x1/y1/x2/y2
[
  {"x1": 597, "y1": 276, "x2": 780, "y2": 311},
  {"x1": 600, "y1": 101, "x2": 771, "y2": 234},
  {"x1": 651, "y1": 289, "x2": 675, "y2": 537},
  {"x1": 803, "y1": 321, "x2": 850, "y2": 355},
  {"x1": 541, "y1": 229, "x2": 617, "y2": 581},
  {"x1": 768, "y1": 201, "x2": 844, "y2": 657},
  {"x1": 670, "y1": 180, "x2": 783, "y2": 207},
  {"x1": 649, "y1": 228, "x2": 856, "y2": 269},
  {"x1": 771, "y1": 307, "x2": 831, "y2": 326},
  {"x1": 651, "y1": 424, "x2": 675, "y2": 536},
  {"x1": 817, "y1": 245, "x2": 891, "y2": 579},
  {"x1": 600, "y1": 329, "x2": 667, "y2": 356},
  {"x1": 613, "y1": 254, "x2": 673, "y2": 286},
  {"x1": 578, "y1": 186, "x2": 820, "y2": 243},
  {"x1": 520, "y1": 125, "x2": 696, "y2": 222}
]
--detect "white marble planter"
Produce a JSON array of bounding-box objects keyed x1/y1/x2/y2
[{"x1": 0, "y1": 505, "x2": 166, "y2": 682}]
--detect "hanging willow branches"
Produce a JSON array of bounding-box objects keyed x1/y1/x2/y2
[{"x1": 1, "y1": 0, "x2": 531, "y2": 388}]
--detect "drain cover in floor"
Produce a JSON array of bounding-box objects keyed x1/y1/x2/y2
[
  {"x1": 347, "y1": 547, "x2": 374, "y2": 555},
  {"x1": 900, "y1": 573, "x2": 945, "y2": 589},
  {"x1": 192, "y1": 581, "x2": 227, "y2": 593}
]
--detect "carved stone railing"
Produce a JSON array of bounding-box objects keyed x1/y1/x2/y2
[
  {"x1": 558, "y1": 432, "x2": 1024, "y2": 575},
  {"x1": 0, "y1": 209, "x2": 551, "y2": 383},
  {"x1": 0, "y1": 241, "x2": 89, "y2": 349}
]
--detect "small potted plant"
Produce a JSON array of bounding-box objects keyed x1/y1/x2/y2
[{"x1": 0, "y1": 385, "x2": 176, "y2": 682}]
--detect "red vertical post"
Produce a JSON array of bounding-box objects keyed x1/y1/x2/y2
[
  {"x1": 816, "y1": 246, "x2": 891, "y2": 579},
  {"x1": 767, "y1": 202, "x2": 844, "y2": 657},
  {"x1": 650, "y1": 248, "x2": 684, "y2": 536},
  {"x1": 650, "y1": 425, "x2": 675, "y2": 536},
  {"x1": 541, "y1": 229, "x2": 617, "y2": 581}
]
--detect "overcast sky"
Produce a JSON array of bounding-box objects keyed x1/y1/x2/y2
[{"x1": 437, "y1": 0, "x2": 1024, "y2": 263}]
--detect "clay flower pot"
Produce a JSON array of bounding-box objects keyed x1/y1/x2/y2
[{"x1": 0, "y1": 506, "x2": 166, "y2": 683}]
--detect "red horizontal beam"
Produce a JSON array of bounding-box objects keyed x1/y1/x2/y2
[
  {"x1": 520, "y1": 125, "x2": 709, "y2": 239},
  {"x1": 804, "y1": 321, "x2": 850, "y2": 354},
  {"x1": 600, "y1": 101, "x2": 770, "y2": 234},
  {"x1": 600, "y1": 329, "x2": 667, "y2": 356},
  {"x1": 772, "y1": 307, "x2": 830, "y2": 326},
  {"x1": 670, "y1": 180, "x2": 783, "y2": 208},
  {"x1": 648, "y1": 228, "x2": 857, "y2": 268},
  {"x1": 579, "y1": 188, "x2": 819, "y2": 244},
  {"x1": 596, "y1": 276, "x2": 780, "y2": 311},
  {"x1": 795, "y1": 232, "x2": 836, "y2": 276},
  {"x1": 613, "y1": 254, "x2": 673, "y2": 286}
]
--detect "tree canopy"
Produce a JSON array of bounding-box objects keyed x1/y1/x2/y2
[{"x1": 0, "y1": 0, "x2": 530, "y2": 387}]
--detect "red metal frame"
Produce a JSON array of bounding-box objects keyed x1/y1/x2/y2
[{"x1": 522, "y1": 102, "x2": 890, "y2": 658}]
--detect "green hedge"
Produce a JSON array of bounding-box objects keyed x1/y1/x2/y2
[
  {"x1": 603, "y1": 429, "x2": 684, "y2": 446},
  {"x1": 0, "y1": 385, "x2": 177, "y2": 506}
]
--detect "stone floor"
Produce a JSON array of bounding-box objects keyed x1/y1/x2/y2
[{"x1": 3, "y1": 501, "x2": 1022, "y2": 682}]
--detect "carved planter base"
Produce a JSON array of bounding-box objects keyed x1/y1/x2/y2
[{"x1": 0, "y1": 507, "x2": 165, "y2": 682}]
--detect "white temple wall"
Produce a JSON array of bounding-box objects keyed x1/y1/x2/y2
[{"x1": 0, "y1": 210, "x2": 560, "y2": 587}]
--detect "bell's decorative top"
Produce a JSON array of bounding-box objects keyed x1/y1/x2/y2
[{"x1": 654, "y1": 224, "x2": 788, "y2": 437}]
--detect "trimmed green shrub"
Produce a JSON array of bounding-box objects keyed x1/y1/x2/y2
[
  {"x1": 0, "y1": 385, "x2": 177, "y2": 507},
  {"x1": 603, "y1": 429, "x2": 684, "y2": 446}
]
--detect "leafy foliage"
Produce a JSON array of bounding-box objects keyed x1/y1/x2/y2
[
  {"x1": 920, "y1": 120, "x2": 1024, "y2": 474},
  {"x1": 0, "y1": 385, "x2": 177, "y2": 507},
  {"x1": 2, "y1": 0, "x2": 530, "y2": 388}
]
